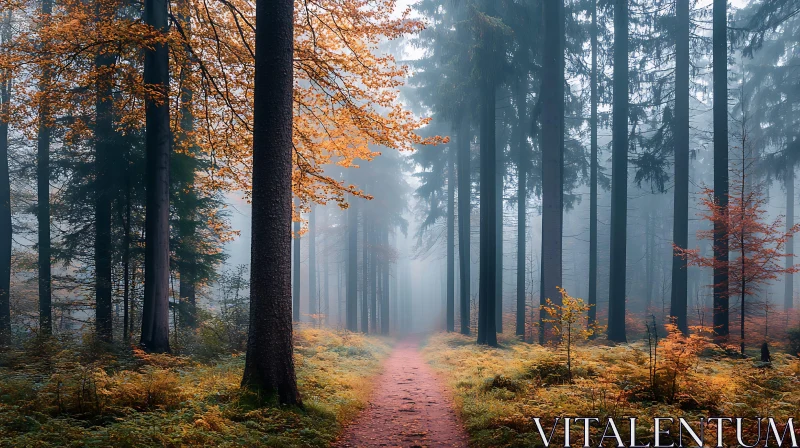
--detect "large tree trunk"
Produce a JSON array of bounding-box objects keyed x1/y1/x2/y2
[
  {"x1": 94, "y1": 0, "x2": 115, "y2": 342},
  {"x1": 38, "y1": 0, "x2": 53, "y2": 335},
  {"x1": 670, "y1": 0, "x2": 690, "y2": 334},
  {"x1": 0, "y1": 11, "x2": 11, "y2": 343},
  {"x1": 141, "y1": 0, "x2": 171, "y2": 353},
  {"x1": 346, "y1": 201, "x2": 358, "y2": 331},
  {"x1": 457, "y1": 116, "x2": 471, "y2": 335},
  {"x1": 309, "y1": 204, "x2": 316, "y2": 317},
  {"x1": 712, "y1": 0, "x2": 729, "y2": 338},
  {"x1": 539, "y1": 0, "x2": 565, "y2": 344},
  {"x1": 786, "y1": 167, "x2": 794, "y2": 311},
  {"x1": 292, "y1": 198, "x2": 300, "y2": 322},
  {"x1": 608, "y1": 0, "x2": 629, "y2": 343},
  {"x1": 588, "y1": 0, "x2": 599, "y2": 332},
  {"x1": 447, "y1": 144, "x2": 455, "y2": 332},
  {"x1": 477, "y1": 62, "x2": 498, "y2": 347},
  {"x1": 515, "y1": 78, "x2": 527, "y2": 339},
  {"x1": 241, "y1": 0, "x2": 301, "y2": 406}
]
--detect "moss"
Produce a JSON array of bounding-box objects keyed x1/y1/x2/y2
[
  {"x1": 422, "y1": 332, "x2": 800, "y2": 448},
  {"x1": 0, "y1": 327, "x2": 389, "y2": 447}
]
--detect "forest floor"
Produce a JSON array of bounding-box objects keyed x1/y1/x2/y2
[
  {"x1": 0, "y1": 328, "x2": 390, "y2": 447},
  {"x1": 422, "y1": 332, "x2": 800, "y2": 447},
  {"x1": 335, "y1": 337, "x2": 469, "y2": 448}
]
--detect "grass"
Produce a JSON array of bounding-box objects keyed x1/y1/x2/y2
[
  {"x1": 0, "y1": 327, "x2": 390, "y2": 447},
  {"x1": 422, "y1": 331, "x2": 800, "y2": 447}
]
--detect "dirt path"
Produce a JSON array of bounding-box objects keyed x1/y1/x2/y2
[{"x1": 335, "y1": 338, "x2": 469, "y2": 448}]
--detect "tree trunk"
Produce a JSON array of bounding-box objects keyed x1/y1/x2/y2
[
  {"x1": 241, "y1": 0, "x2": 301, "y2": 406},
  {"x1": 361, "y1": 211, "x2": 369, "y2": 333},
  {"x1": 785, "y1": 167, "x2": 794, "y2": 311},
  {"x1": 447, "y1": 144, "x2": 456, "y2": 332},
  {"x1": 0, "y1": 11, "x2": 11, "y2": 343},
  {"x1": 539, "y1": 0, "x2": 565, "y2": 344},
  {"x1": 38, "y1": 0, "x2": 53, "y2": 336},
  {"x1": 516, "y1": 78, "x2": 527, "y2": 339},
  {"x1": 94, "y1": 0, "x2": 115, "y2": 341},
  {"x1": 322, "y1": 209, "x2": 329, "y2": 325},
  {"x1": 477, "y1": 60, "x2": 498, "y2": 347},
  {"x1": 381, "y1": 226, "x2": 390, "y2": 335},
  {"x1": 309, "y1": 204, "x2": 316, "y2": 316},
  {"x1": 346, "y1": 200, "x2": 358, "y2": 331},
  {"x1": 670, "y1": 0, "x2": 690, "y2": 334},
  {"x1": 495, "y1": 130, "x2": 503, "y2": 334},
  {"x1": 122, "y1": 166, "x2": 132, "y2": 342},
  {"x1": 588, "y1": 0, "x2": 598, "y2": 332},
  {"x1": 141, "y1": 0, "x2": 171, "y2": 353},
  {"x1": 176, "y1": 0, "x2": 198, "y2": 328},
  {"x1": 608, "y1": 0, "x2": 629, "y2": 343},
  {"x1": 712, "y1": 0, "x2": 729, "y2": 338},
  {"x1": 370, "y1": 221, "x2": 377, "y2": 332},
  {"x1": 457, "y1": 116, "x2": 471, "y2": 335},
  {"x1": 293, "y1": 198, "x2": 301, "y2": 322},
  {"x1": 645, "y1": 212, "x2": 654, "y2": 311}
]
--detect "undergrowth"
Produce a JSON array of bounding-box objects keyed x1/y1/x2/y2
[
  {"x1": 0, "y1": 327, "x2": 390, "y2": 447},
  {"x1": 423, "y1": 332, "x2": 800, "y2": 448}
]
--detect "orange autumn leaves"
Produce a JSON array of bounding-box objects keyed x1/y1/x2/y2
[{"x1": 0, "y1": 0, "x2": 437, "y2": 211}]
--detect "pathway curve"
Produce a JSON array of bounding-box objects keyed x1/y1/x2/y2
[{"x1": 335, "y1": 338, "x2": 469, "y2": 448}]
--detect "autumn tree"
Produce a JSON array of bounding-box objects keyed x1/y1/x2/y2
[
  {"x1": 677, "y1": 144, "x2": 800, "y2": 355},
  {"x1": 240, "y1": 0, "x2": 301, "y2": 405},
  {"x1": 541, "y1": 287, "x2": 598, "y2": 382}
]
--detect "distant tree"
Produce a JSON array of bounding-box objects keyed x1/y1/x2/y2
[{"x1": 241, "y1": 0, "x2": 301, "y2": 406}]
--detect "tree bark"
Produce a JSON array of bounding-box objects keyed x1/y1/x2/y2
[
  {"x1": 539, "y1": 0, "x2": 565, "y2": 344},
  {"x1": 0, "y1": 11, "x2": 11, "y2": 343},
  {"x1": 588, "y1": 0, "x2": 598, "y2": 332},
  {"x1": 457, "y1": 116, "x2": 471, "y2": 335},
  {"x1": 608, "y1": 0, "x2": 629, "y2": 343},
  {"x1": 141, "y1": 0, "x2": 172, "y2": 353},
  {"x1": 670, "y1": 0, "x2": 690, "y2": 334},
  {"x1": 94, "y1": 0, "x2": 115, "y2": 342},
  {"x1": 38, "y1": 0, "x2": 53, "y2": 336},
  {"x1": 241, "y1": 0, "x2": 301, "y2": 406},
  {"x1": 477, "y1": 59, "x2": 498, "y2": 347},
  {"x1": 447, "y1": 144, "x2": 455, "y2": 332},
  {"x1": 712, "y1": 0, "x2": 729, "y2": 338}
]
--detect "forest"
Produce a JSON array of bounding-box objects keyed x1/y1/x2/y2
[{"x1": 1, "y1": 0, "x2": 800, "y2": 446}]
